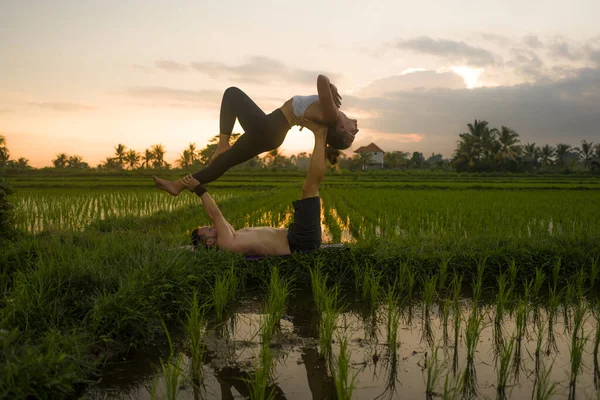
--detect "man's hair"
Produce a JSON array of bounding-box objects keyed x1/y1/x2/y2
[
  {"x1": 327, "y1": 125, "x2": 353, "y2": 150},
  {"x1": 190, "y1": 228, "x2": 209, "y2": 250}
]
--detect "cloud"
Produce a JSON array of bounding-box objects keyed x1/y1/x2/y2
[
  {"x1": 394, "y1": 37, "x2": 500, "y2": 66},
  {"x1": 155, "y1": 60, "x2": 189, "y2": 72},
  {"x1": 132, "y1": 64, "x2": 152, "y2": 73},
  {"x1": 29, "y1": 102, "x2": 94, "y2": 112},
  {"x1": 355, "y1": 70, "x2": 466, "y2": 97},
  {"x1": 523, "y1": 35, "x2": 543, "y2": 49},
  {"x1": 506, "y1": 48, "x2": 544, "y2": 80},
  {"x1": 190, "y1": 56, "x2": 332, "y2": 85},
  {"x1": 124, "y1": 86, "x2": 222, "y2": 108},
  {"x1": 344, "y1": 67, "x2": 600, "y2": 152}
]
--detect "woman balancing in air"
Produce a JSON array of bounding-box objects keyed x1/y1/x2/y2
[{"x1": 153, "y1": 74, "x2": 359, "y2": 195}]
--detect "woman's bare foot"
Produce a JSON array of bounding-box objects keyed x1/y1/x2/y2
[
  {"x1": 153, "y1": 175, "x2": 185, "y2": 196},
  {"x1": 210, "y1": 143, "x2": 231, "y2": 165}
]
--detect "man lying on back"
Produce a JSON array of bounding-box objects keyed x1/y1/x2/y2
[{"x1": 182, "y1": 119, "x2": 338, "y2": 256}]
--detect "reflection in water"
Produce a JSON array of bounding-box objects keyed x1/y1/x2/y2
[{"x1": 89, "y1": 293, "x2": 599, "y2": 400}]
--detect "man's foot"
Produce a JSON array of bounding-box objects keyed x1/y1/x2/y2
[{"x1": 153, "y1": 175, "x2": 184, "y2": 196}]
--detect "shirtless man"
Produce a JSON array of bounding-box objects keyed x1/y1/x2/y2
[{"x1": 181, "y1": 119, "x2": 332, "y2": 256}]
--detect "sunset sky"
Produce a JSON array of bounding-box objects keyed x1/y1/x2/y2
[{"x1": 1, "y1": 0, "x2": 599, "y2": 167}]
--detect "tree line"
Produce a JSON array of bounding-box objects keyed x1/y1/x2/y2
[
  {"x1": 1, "y1": 125, "x2": 599, "y2": 173},
  {"x1": 452, "y1": 120, "x2": 599, "y2": 172}
]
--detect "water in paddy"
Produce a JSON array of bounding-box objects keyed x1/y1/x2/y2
[{"x1": 88, "y1": 291, "x2": 599, "y2": 399}]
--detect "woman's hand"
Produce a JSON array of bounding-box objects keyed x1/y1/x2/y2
[
  {"x1": 297, "y1": 118, "x2": 327, "y2": 135},
  {"x1": 330, "y1": 84, "x2": 342, "y2": 108}
]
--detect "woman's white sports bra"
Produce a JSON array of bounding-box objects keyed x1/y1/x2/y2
[{"x1": 292, "y1": 95, "x2": 319, "y2": 117}]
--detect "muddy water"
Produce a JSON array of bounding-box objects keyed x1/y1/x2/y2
[{"x1": 88, "y1": 292, "x2": 599, "y2": 399}]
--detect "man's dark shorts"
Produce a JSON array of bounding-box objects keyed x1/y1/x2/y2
[{"x1": 287, "y1": 196, "x2": 322, "y2": 253}]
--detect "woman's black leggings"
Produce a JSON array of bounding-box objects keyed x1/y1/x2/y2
[{"x1": 192, "y1": 87, "x2": 290, "y2": 184}]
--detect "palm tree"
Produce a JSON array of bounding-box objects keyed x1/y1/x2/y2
[
  {"x1": 176, "y1": 149, "x2": 192, "y2": 168},
  {"x1": 67, "y1": 155, "x2": 84, "y2": 168},
  {"x1": 186, "y1": 143, "x2": 197, "y2": 164},
  {"x1": 143, "y1": 149, "x2": 154, "y2": 169},
  {"x1": 114, "y1": 144, "x2": 127, "y2": 167},
  {"x1": 125, "y1": 150, "x2": 141, "y2": 170},
  {"x1": 0, "y1": 135, "x2": 9, "y2": 166},
  {"x1": 466, "y1": 119, "x2": 497, "y2": 160},
  {"x1": 575, "y1": 140, "x2": 595, "y2": 168},
  {"x1": 265, "y1": 148, "x2": 287, "y2": 168},
  {"x1": 52, "y1": 153, "x2": 69, "y2": 168},
  {"x1": 523, "y1": 142, "x2": 539, "y2": 158},
  {"x1": 595, "y1": 143, "x2": 600, "y2": 159},
  {"x1": 554, "y1": 143, "x2": 573, "y2": 168},
  {"x1": 539, "y1": 145, "x2": 555, "y2": 166},
  {"x1": 453, "y1": 133, "x2": 480, "y2": 169},
  {"x1": 497, "y1": 126, "x2": 521, "y2": 162},
  {"x1": 151, "y1": 144, "x2": 166, "y2": 168}
]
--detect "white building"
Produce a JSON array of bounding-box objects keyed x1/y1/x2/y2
[{"x1": 354, "y1": 143, "x2": 385, "y2": 170}]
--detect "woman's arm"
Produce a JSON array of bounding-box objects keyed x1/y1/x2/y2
[{"x1": 316, "y1": 75, "x2": 341, "y2": 124}]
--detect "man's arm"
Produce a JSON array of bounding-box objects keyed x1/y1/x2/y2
[
  {"x1": 197, "y1": 192, "x2": 237, "y2": 248},
  {"x1": 181, "y1": 175, "x2": 237, "y2": 249}
]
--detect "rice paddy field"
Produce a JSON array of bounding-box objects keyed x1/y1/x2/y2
[{"x1": 1, "y1": 172, "x2": 600, "y2": 399}]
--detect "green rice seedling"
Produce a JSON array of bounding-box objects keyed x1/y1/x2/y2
[
  {"x1": 248, "y1": 341, "x2": 276, "y2": 400},
  {"x1": 535, "y1": 362, "x2": 558, "y2": 400},
  {"x1": 385, "y1": 283, "x2": 402, "y2": 360},
  {"x1": 437, "y1": 254, "x2": 453, "y2": 295},
  {"x1": 152, "y1": 321, "x2": 185, "y2": 400},
  {"x1": 552, "y1": 257, "x2": 562, "y2": 292},
  {"x1": 422, "y1": 275, "x2": 437, "y2": 347},
  {"x1": 532, "y1": 267, "x2": 545, "y2": 323},
  {"x1": 425, "y1": 345, "x2": 445, "y2": 399},
  {"x1": 451, "y1": 273, "x2": 463, "y2": 376},
  {"x1": 262, "y1": 266, "x2": 290, "y2": 342},
  {"x1": 512, "y1": 298, "x2": 527, "y2": 381},
  {"x1": 573, "y1": 268, "x2": 586, "y2": 301},
  {"x1": 452, "y1": 304, "x2": 462, "y2": 376},
  {"x1": 472, "y1": 256, "x2": 487, "y2": 305},
  {"x1": 185, "y1": 290, "x2": 207, "y2": 386},
  {"x1": 546, "y1": 286, "x2": 560, "y2": 355},
  {"x1": 593, "y1": 300, "x2": 600, "y2": 389},
  {"x1": 590, "y1": 254, "x2": 600, "y2": 292},
  {"x1": 319, "y1": 284, "x2": 342, "y2": 360},
  {"x1": 441, "y1": 296, "x2": 452, "y2": 346},
  {"x1": 568, "y1": 301, "x2": 588, "y2": 400},
  {"x1": 210, "y1": 266, "x2": 238, "y2": 322},
  {"x1": 494, "y1": 273, "x2": 512, "y2": 352},
  {"x1": 310, "y1": 263, "x2": 329, "y2": 314},
  {"x1": 404, "y1": 265, "x2": 416, "y2": 325},
  {"x1": 362, "y1": 266, "x2": 382, "y2": 314},
  {"x1": 535, "y1": 313, "x2": 544, "y2": 369},
  {"x1": 461, "y1": 306, "x2": 484, "y2": 398},
  {"x1": 507, "y1": 260, "x2": 518, "y2": 291},
  {"x1": 496, "y1": 336, "x2": 515, "y2": 400},
  {"x1": 441, "y1": 373, "x2": 460, "y2": 400},
  {"x1": 332, "y1": 335, "x2": 357, "y2": 400}
]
